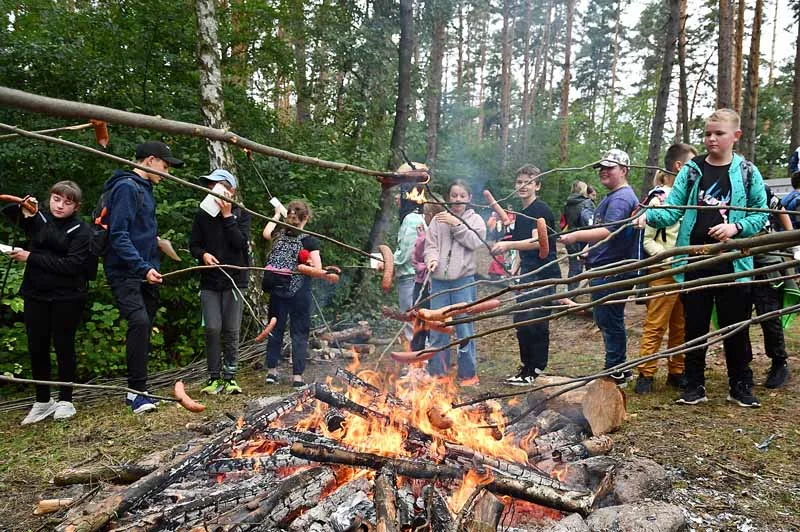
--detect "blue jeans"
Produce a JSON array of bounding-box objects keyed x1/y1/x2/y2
[
  {"x1": 427, "y1": 276, "x2": 477, "y2": 379},
  {"x1": 397, "y1": 275, "x2": 416, "y2": 341},
  {"x1": 590, "y1": 274, "x2": 629, "y2": 369}
]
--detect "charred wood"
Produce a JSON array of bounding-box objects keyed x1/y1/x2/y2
[
  {"x1": 334, "y1": 368, "x2": 407, "y2": 409},
  {"x1": 207, "y1": 448, "x2": 311, "y2": 475},
  {"x1": 288, "y1": 477, "x2": 372, "y2": 532},
  {"x1": 422, "y1": 485, "x2": 453, "y2": 532},
  {"x1": 396, "y1": 484, "x2": 416, "y2": 530},
  {"x1": 374, "y1": 465, "x2": 400, "y2": 532},
  {"x1": 552, "y1": 436, "x2": 614, "y2": 463},
  {"x1": 458, "y1": 490, "x2": 504, "y2": 532}
]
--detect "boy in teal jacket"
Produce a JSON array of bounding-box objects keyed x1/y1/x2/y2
[{"x1": 641, "y1": 109, "x2": 767, "y2": 408}]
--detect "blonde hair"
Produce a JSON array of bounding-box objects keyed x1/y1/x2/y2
[
  {"x1": 570, "y1": 180, "x2": 588, "y2": 195},
  {"x1": 706, "y1": 108, "x2": 740, "y2": 130},
  {"x1": 654, "y1": 171, "x2": 675, "y2": 187}
]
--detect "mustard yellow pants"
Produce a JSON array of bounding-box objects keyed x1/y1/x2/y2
[{"x1": 637, "y1": 273, "x2": 685, "y2": 377}]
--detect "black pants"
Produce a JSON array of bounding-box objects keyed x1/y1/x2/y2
[
  {"x1": 682, "y1": 270, "x2": 753, "y2": 389},
  {"x1": 25, "y1": 297, "x2": 86, "y2": 403},
  {"x1": 266, "y1": 289, "x2": 311, "y2": 375},
  {"x1": 411, "y1": 281, "x2": 429, "y2": 352},
  {"x1": 751, "y1": 281, "x2": 787, "y2": 362},
  {"x1": 109, "y1": 278, "x2": 159, "y2": 392},
  {"x1": 514, "y1": 281, "x2": 555, "y2": 374}
]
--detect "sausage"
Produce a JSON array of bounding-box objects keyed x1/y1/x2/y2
[
  {"x1": 90, "y1": 119, "x2": 109, "y2": 148},
  {"x1": 483, "y1": 190, "x2": 511, "y2": 226},
  {"x1": 462, "y1": 298, "x2": 502, "y2": 315},
  {"x1": 173, "y1": 381, "x2": 206, "y2": 413},
  {"x1": 324, "y1": 265, "x2": 342, "y2": 274},
  {"x1": 427, "y1": 405, "x2": 454, "y2": 430},
  {"x1": 0, "y1": 194, "x2": 38, "y2": 216},
  {"x1": 391, "y1": 350, "x2": 437, "y2": 364},
  {"x1": 426, "y1": 320, "x2": 454, "y2": 335},
  {"x1": 297, "y1": 264, "x2": 328, "y2": 279},
  {"x1": 536, "y1": 217, "x2": 549, "y2": 259},
  {"x1": 378, "y1": 245, "x2": 394, "y2": 293},
  {"x1": 255, "y1": 317, "x2": 278, "y2": 343}
]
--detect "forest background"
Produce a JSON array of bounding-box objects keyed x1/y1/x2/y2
[{"x1": 1, "y1": 0, "x2": 799, "y2": 382}]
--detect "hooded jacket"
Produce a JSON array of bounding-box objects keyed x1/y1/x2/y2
[
  {"x1": 101, "y1": 170, "x2": 159, "y2": 280},
  {"x1": 3, "y1": 205, "x2": 91, "y2": 301},
  {"x1": 563, "y1": 193, "x2": 594, "y2": 229},
  {"x1": 424, "y1": 208, "x2": 486, "y2": 280},
  {"x1": 645, "y1": 153, "x2": 767, "y2": 282}
]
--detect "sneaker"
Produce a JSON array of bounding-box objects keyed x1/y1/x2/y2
[
  {"x1": 265, "y1": 373, "x2": 279, "y2": 385},
  {"x1": 727, "y1": 382, "x2": 761, "y2": 408},
  {"x1": 459, "y1": 376, "x2": 480, "y2": 387},
  {"x1": 21, "y1": 399, "x2": 57, "y2": 425},
  {"x1": 223, "y1": 379, "x2": 243, "y2": 394},
  {"x1": 675, "y1": 385, "x2": 708, "y2": 405},
  {"x1": 665, "y1": 373, "x2": 688, "y2": 390},
  {"x1": 53, "y1": 401, "x2": 76, "y2": 420},
  {"x1": 634, "y1": 375, "x2": 654, "y2": 395},
  {"x1": 504, "y1": 367, "x2": 539, "y2": 387},
  {"x1": 292, "y1": 379, "x2": 306, "y2": 388},
  {"x1": 609, "y1": 371, "x2": 632, "y2": 388},
  {"x1": 125, "y1": 392, "x2": 158, "y2": 414},
  {"x1": 201, "y1": 378, "x2": 225, "y2": 395},
  {"x1": 764, "y1": 361, "x2": 790, "y2": 389}
]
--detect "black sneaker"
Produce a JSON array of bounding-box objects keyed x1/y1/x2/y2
[
  {"x1": 609, "y1": 372, "x2": 630, "y2": 388},
  {"x1": 634, "y1": 375, "x2": 654, "y2": 394},
  {"x1": 727, "y1": 382, "x2": 761, "y2": 408},
  {"x1": 675, "y1": 385, "x2": 708, "y2": 405},
  {"x1": 665, "y1": 372, "x2": 688, "y2": 390},
  {"x1": 504, "y1": 367, "x2": 539, "y2": 387},
  {"x1": 764, "y1": 361, "x2": 790, "y2": 389}
]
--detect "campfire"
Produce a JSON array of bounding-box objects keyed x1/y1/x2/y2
[{"x1": 58, "y1": 363, "x2": 686, "y2": 532}]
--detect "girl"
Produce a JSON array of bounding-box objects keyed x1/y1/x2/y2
[
  {"x1": 189, "y1": 169, "x2": 251, "y2": 395},
  {"x1": 423, "y1": 180, "x2": 487, "y2": 386},
  {"x1": 262, "y1": 200, "x2": 320, "y2": 387},
  {"x1": 4, "y1": 181, "x2": 91, "y2": 424}
]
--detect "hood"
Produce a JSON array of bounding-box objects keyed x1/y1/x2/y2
[
  {"x1": 565, "y1": 193, "x2": 589, "y2": 206},
  {"x1": 103, "y1": 169, "x2": 152, "y2": 193}
]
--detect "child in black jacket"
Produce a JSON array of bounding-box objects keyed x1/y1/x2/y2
[
  {"x1": 189, "y1": 169, "x2": 251, "y2": 395},
  {"x1": 4, "y1": 181, "x2": 91, "y2": 424}
]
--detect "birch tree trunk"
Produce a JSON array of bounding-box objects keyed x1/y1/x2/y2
[
  {"x1": 791, "y1": 3, "x2": 800, "y2": 171},
  {"x1": 608, "y1": 0, "x2": 621, "y2": 132},
  {"x1": 768, "y1": 0, "x2": 779, "y2": 85},
  {"x1": 499, "y1": 0, "x2": 512, "y2": 169},
  {"x1": 717, "y1": 0, "x2": 734, "y2": 108},
  {"x1": 740, "y1": 0, "x2": 763, "y2": 161},
  {"x1": 642, "y1": 0, "x2": 680, "y2": 196},
  {"x1": 559, "y1": 0, "x2": 576, "y2": 164},
  {"x1": 195, "y1": 0, "x2": 235, "y2": 170},
  {"x1": 733, "y1": 0, "x2": 745, "y2": 112}
]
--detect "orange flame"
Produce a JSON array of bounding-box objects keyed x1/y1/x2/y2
[
  {"x1": 449, "y1": 468, "x2": 493, "y2": 513},
  {"x1": 405, "y1": 186, "x2": 427, "y2": 204}
]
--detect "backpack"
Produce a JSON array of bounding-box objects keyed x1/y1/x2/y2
[
  {"x1": 262, "y1": 231, "x2": 306, "y2": 297},
  {"x1": 88, "y1": 178, "x2": 145, "y2": 280},
  {"x1": 780, "y1": 190, "x2": 800, "y2": 229},
  {"x1": 632, "y1": 186, "x2": 668, "y2": 304}
]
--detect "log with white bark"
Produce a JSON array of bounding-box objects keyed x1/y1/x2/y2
[{"x1": 525, "y1": 377, "x2": 626, "y2": 435}]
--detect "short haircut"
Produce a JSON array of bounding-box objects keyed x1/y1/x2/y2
[
  {"x1": 664, "y1": 143, "x2": 697, "y2": 171},
  {"x1": 791, "y1": 171, "x2": 800, "y2": 190},
  {"x1": 516, "y1": 164, "x2": 541, "y2": 178},
  {"x1": 50, "y1": 180, "x2": 82, "y2": 204},
  {"x1": 706, "y1": 108, "x2": 740, "y2": 130},
  {"x1": 424, "y1": 201, "x2": 445, "y2": 217},
  {"x1": 287, "y1": 199, "x2": 312, "y2": 221},
  {"x1": 571, "y1": 180, "x2": 588, "y2": 195}
]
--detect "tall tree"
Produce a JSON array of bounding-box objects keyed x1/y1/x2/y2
[
  {"x1": 733, "y1": 0, "x2": 745, "y2": 112},
  {"x1": 195, "y1": 0, "x2": 235, "y2": 170},
  {"x1": 499, "y1": 0, "x2": 512, "y2": 168},
  {"x1": 559, "y1": 0, "x2": 576, "y2": 164},
  {"x1": 642, "y1": 0, "x2": 681, "y2": 195},
  {"x1": 740, "y1": 0, "x2": 763, "y2": 161},
  {"x1": 425, "y1": 0, "x2": 450, "y2": 168},
  {"x1": 789, "y1": 2, "x2": 800, "y2": 175},
  {"x1": 675, "y1": 0, "x2": 689, "y2": 143},
  {"x1": 717, "y1": 0, "x2": 734, "y2": 108}
]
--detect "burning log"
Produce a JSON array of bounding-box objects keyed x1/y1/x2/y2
[
  {"x1": 324, "y1": 407, "x2": 347, "y2": 432},
  {"x1": 288, "y1": 477, "x2": 372, "y2": 532},
  {"x1": 320, "y1": 323, "x2": 372, "y2": 346},
  {"x1": 334, "y1": 368, "x2": 408, "y2": 409},
  {"x1": 290, "y1": 442, "x2": 603, "y2": 516},
  {"x1": 191, "y1": 466, "x2": 337, "y2": 530},
  {"x1": 453, "y1": 490, "x2": 505, "y2": 532},
  {"x1": 552, "y1": 436, "x2": 614, "y2": 463},
  {"x1": 422, "y1": 485, "x2": 454, "y2": 531},
  {"x1": 206, "y1": 448, "x2": 311, "y2": 475},
  {"x1": 374, "y1": 466, "x2": 400, "y2": 532},
  {"x1": 396, "y1": 484, "x2": 417, "y2": 531}
]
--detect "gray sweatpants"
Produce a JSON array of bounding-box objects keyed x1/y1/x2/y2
[{"x1": 201, "y1": 289, "x2": 244, "y2": 380}]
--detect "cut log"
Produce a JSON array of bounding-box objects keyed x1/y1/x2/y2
[
  {"x1": 34, "y1": 498, "x2": 74, "y2": 515},
  {"x1": 206, "y1": 447, "x2": 311, "y2": 475},
  {"x1": 320, "y1": 324, "x2": 372, "y2": 345},
  {"x1": 290, "y1": 443, "x2": 602, "y2": 516},
  {"x1": 374, "y1": 466, "x2": 400, "y2": 532},
  {"x1": 458, "y1": 490, "x2": 505, "y2": 532},
  {"x1": 422, "y1": 485, "x2": 453, "y2": 532},
  {"x1": 288, "y1": 477, "x2": 372, "y2": 532},
  {"x1": 525, "y1": 377, "x2": 626, "y2": 435},
  {"x1": 552, "y1": 436, "x2": 614, "y2": 463},
  {"x1": 54, "y1": 463, "x2": 155, "y2": 486}
]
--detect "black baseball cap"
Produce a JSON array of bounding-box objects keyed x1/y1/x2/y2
[{"x1": 135, "y1": 141, "x2": 185, "y2": 168}]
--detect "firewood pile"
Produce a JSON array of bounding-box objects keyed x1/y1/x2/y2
[{"x1": 55, "y1": 367, "x2": 688, "y2": 532}]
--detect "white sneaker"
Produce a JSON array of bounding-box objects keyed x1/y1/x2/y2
[
  {"x1": 21, "y1": 399, "x2": 57, "y2": 425},
  {"x1": 53, "y1": 401, "x2": 76, "y2": 420}
]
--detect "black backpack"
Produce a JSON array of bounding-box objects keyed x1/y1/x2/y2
[
  {"x1": 87, "y1": 178, "x2": 144, "y2": 280},
  {"x1": 262, "y1": 231, "x2": 305, "y2": 297}
]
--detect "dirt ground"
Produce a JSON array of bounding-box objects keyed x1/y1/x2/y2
[{"x1": 1, "y1": 248, "x2": 799, "y2": 531}]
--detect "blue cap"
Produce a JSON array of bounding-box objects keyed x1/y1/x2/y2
[{"x1": 200, "y1": 169, "x2": 237, "y2": 189}]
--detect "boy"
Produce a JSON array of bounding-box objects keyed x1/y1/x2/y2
[
  {"x1": 492, "y1": 165, "x2": 561, "y2": 385},
  {"x1": 634, "y1": 143, "x2": 697, "y2": 394},
  {"x1": 103, "y1": 141, "x2": 184, "y2": 414},
  {"x1": 640, "y1": 109, "x2": 767, "y2": 407},
  {"x1": 559, "y1": 149, "x2": 639, "y2": 385}
]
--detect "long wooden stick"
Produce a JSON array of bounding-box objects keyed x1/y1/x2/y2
[{"x1": 0, "y1": 121, "x2": 93, "y2": 140}]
